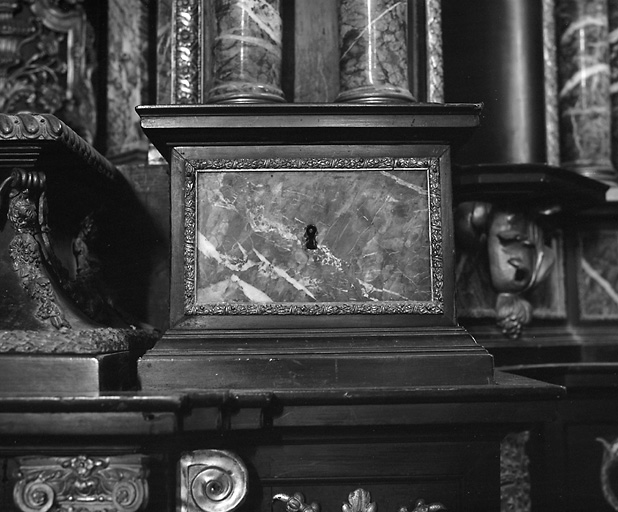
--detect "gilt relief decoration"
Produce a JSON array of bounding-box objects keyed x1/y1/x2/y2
[
  {"x1": 183, "y1": 157, "x2": 444, "y2": 316},
  {"x1": 273, "y1": 489, "x2": 445, "y2": 512},
  {"x1": 11, "y1": 454, "x2": 149, "y2": 512}
]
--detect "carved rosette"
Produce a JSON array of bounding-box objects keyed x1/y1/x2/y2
[
  {"x1": 12, "y1": 454, "x2": 149, "y2": 512},
  {"x1": 179, "y1": 449, "x2": 248, "y2": 512}
]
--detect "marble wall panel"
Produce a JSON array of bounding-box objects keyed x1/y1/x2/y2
[
  {"x1": 578, "y1": 227, "x2": 618, "y2": 320},
  {"x1": 195, "y1": 169, "x2": 431, "y2": 304},
  {"x1": 106, "y1": 0, "x2": 150, "y2": 158},
  {"x1": 555, "y1": 0, "x2": 615, "y2": 179}
]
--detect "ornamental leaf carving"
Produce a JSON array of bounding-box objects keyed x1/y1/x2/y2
[
  {"x1": 12, "y1": 454, "x2": 149, "y2": 512},
  {"x1": 273, "y1": 489, "x2": 445, "y2": 512},
  {"x1": 343, "y1": 489, "x2": 377, "y2": 512}
]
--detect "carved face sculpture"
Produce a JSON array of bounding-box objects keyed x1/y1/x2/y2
[{"x1": 487, "y1": 211, "x2": 540, "y2": 293}]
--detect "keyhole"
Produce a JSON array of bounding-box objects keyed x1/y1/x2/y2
[{"x1": 305, "y1": 224, "x2": 318, "y2": 250}]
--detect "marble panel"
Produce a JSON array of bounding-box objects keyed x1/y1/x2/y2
[
  {"x1": 208, "y1": 0, "x2": 284, "y2": 102},
  {"x1": 194, "y1": 168, "x2": 432, "y2": 306},
  {"x1": 578, "y1": 227, "x2": 618, "y2": 320},
  {"x1": 555, "y1": 0, "x2": 614, "y2": 178},
  {"x1": 106, "y1": 0, "x2": 150, "y2": 158},
  {"x1": 337, "y1": 0, "x2": 413, "y2": 103}
]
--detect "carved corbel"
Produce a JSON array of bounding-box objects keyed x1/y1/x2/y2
[
  {"x1": 11, "y1": 454, "x2": 149, "y2": 512},
  {"x1": 455, "y1": 202, "x2": 556, "y2": 338}
]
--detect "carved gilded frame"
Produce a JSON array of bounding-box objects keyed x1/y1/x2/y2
[{"x1": 175, "y1": 154, "x2": 445, "y2": 323}]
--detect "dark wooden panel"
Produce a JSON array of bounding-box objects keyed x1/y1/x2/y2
[{"x1": 293, "y1": 0, "x2": 339, "y2": 102}]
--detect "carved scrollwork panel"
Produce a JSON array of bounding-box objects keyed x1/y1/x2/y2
[
  {"x1": 11, "y1": 454, "x2": 149, "y2": 512},
  {"x1": 0, "y1": 0, "x2": 97, "y2": 142}
]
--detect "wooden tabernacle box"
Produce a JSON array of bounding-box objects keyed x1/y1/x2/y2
[{"x1": 136, "y1": 103, "x2": 494, "y2": 391}]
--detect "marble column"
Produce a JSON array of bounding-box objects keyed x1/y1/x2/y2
[
  {"x1": 608, "y1": 0, "x2": 618, "y2": 179},
  {"x1": 336, "y1": 0, "x2": 414, "y2": 103},
  {"x1": 208, "y1": 0, "x2": 285, "y2": 103},
  {"x1": 556, "y1": 0, "x2": 616, "y2": 181},
  {"x1": 107, "y1": 0, "x2": 150, "y2": 158}
]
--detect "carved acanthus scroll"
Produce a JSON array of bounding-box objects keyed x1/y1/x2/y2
[{"x1": 11, "y1": 454, "x2": 149, "y2": 512}]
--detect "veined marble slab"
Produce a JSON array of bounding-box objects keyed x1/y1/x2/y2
[{"x1": 194, "y1": 168, "x2": 432, "y2": 305}]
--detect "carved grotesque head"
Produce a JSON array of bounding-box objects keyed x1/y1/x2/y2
[{"x1": 487, "y1": 211, "x2": 538, "y2": 293}]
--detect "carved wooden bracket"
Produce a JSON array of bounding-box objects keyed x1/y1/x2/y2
[
  {"x1": 273, "y1": 488, "x2": 445, "y2": 512},
  {"x1": 11, "y1": 454, "x2": 149, "y2": 512},
  {"x1": 454, "y1": 201, "x2": 556, "y2": 339}
]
